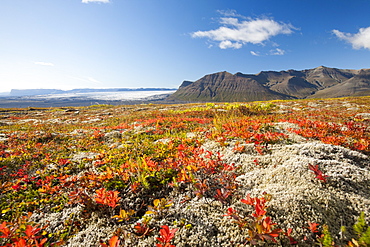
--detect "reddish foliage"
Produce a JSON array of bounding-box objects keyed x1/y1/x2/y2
[
  {"x1": 100, "y1": 235, "x2": 120, "y2": 247},
  {"x1": 225, "y1": 193, "x2": 283, "y2": 244},
  {"x1": 156, "y1": 225, "x2": 178, "y2": 247},
  {"x1": 308, "y1": 164, "x2": 328, "y2": 183},
  {"x1": 0, "y1": 221, "x2": 48, "y2": 247},
  {"x1": 214, "y1": 188, "x2": 232, "y2": 204},
  {"x1": 307, "y1": 221, "x2": 320, "y2": 233},
  {"x1": 95, "y1": 188, "x2": 121, "y2": 208},
  {"x1": 133, "y1": 223, "x2": 154, "y2": 237},
  {"x1": 283, "y1": 228, "x2": 298, "y2": 245}
]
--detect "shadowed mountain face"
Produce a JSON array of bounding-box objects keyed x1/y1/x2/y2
[
  {"x1": 168, "y1": 71, "x2": 293, "y2": 102},
  {"x1": 168, "y1": 66, "x2": 370, "y2": 102}
]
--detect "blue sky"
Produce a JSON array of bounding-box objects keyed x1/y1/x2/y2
[{"x1": 0, "y1": 0, "x2": 370, "y2": 93}]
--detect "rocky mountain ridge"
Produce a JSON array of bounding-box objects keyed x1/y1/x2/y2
[{"x1": 168, "y1": 66, "x2": 370, "y2": 102}]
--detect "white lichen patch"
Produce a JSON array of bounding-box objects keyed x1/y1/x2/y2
[
  {"x1": 204, "y1": 141, "x2": 370, "y2": 242},
  {"x1": 64, "y1": 212, "x2": 116, "y2": 247}
]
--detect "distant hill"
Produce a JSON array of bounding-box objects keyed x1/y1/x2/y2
[
  {"x1": 9, "y1": 88, "x2": 176, "y2": 97},
  {"x1": 167, "y1": 66, "x2": 370, "y2": 102},
  {"x1": 10, "y1": 89, "x2": 65, "y2": 96}
]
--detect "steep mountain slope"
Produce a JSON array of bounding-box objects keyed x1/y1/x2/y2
[{"x1": 168, "y1": 66, "x2": 370, "y2": 102}]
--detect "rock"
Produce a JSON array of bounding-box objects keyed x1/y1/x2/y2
[
  {"x1": 356, "y1": 113, "x2": 370, "y2": 119},
  {"x1": 72, "y1": 152, "x2": 99, "y2": 162}
]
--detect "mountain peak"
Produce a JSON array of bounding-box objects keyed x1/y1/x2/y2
[{"x1": 316, "y1": 65, "x2": 328, "y2": 69}]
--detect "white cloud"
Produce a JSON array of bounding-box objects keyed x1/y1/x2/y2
[
  {"x1": 82, "y1": 0, "x2": 110, "y2": 3},
  {"x1": 192, "y1": 13, "x2": 295, "y2": 49},
  {"x1": 270, "y1": 48, "x2": 285, "y2": 55},
  {"x1": 219, "y1": 40, "x2": 242, "y2": 49},
  {"x1": 250, "y1": 51, "x2": 260, "y2": 56},
  {"x1": 34, "y1": 61, "x2": 54, "y2": 66},
  {"x1": 333, "y1": 27, "x2": 370, "y2": 50}
]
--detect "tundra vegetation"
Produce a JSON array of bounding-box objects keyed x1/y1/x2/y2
[{"x1": 0, "y1": 97, "x2": 369, "y2": 247}]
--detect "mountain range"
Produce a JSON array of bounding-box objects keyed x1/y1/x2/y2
[{"x1": 167, "y1": 66, "x2": 370, "y2": 102}]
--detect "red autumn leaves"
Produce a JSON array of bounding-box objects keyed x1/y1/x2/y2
[
  {"x1": 308, "y1": 164, "x2": 329, "y2": 183},
  {"x1": 95, "y1": 188, "x2": 121, "y2": 208},
  {"x1": 156, "y1": 225, "x2": 178, "y2": 247},
  {"x1": 224, "y1": 193, "x2": 287, "y2": 244}
]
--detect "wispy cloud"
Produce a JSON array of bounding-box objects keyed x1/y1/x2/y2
[
  {"x1": 250, "y1": 48, "x2": 285, "y2": 56},
  {"x1": 270, "y1": 48, "x2": 285, "y2": 55},
  {"x1": 70, "y1": 76, "x2": 102, "y2": 85},
  {"x1": 87, "y1": 77, "x2": 102, "y2": 84},
  {"x1": 191, "y1": 12, "x2": 296, "y2": 49},
  {"x1": 34, "y1": 61, "x2": 54, "y2": 66},
  {"x1": 332, "y1": 27, "x2": 370, "y2": 50},
  {"x1": 216, "y1": 9, "x2": 245, "y2": 19},
  {"x1": 82, "y1": 0, "x2": 110, "y2": 3}
]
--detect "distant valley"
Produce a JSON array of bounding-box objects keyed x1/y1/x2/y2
[
  {"x1": 0, "y1": 88, "x2": 176, "y2": 108},
  {"x1": 6, "y1": 88, "x2": 176, "y2": 97},
  {"x1": 167, "y1": 66, "x2": 370, "y2": 102}
]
